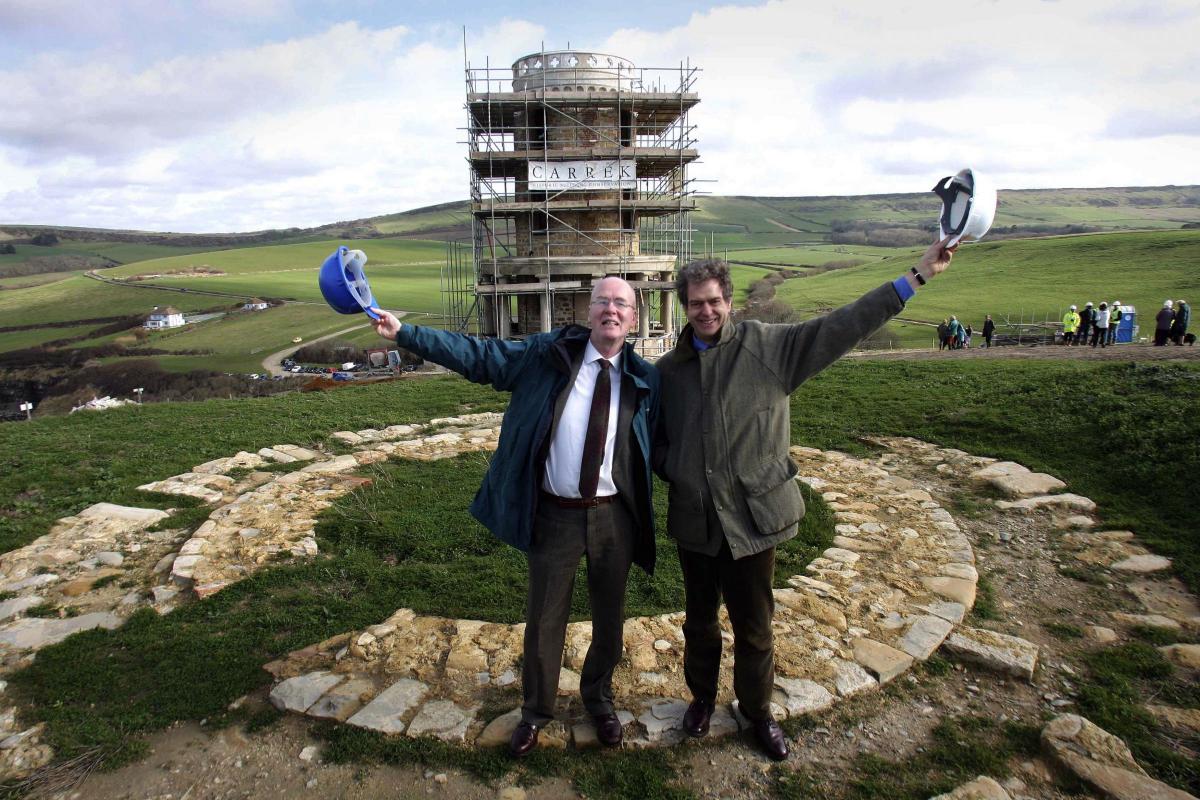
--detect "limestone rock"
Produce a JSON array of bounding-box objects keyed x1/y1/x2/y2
[
  {"x1": 346, "y1": 678, "x2": 429, "y2": 734},
  {"x1": 1146, "y1": 705, "x2": 1200, "y2": 734},
  {"x1": 899, "y1": 615, "x2": 955, "y2": 661},
  {"x1": 638, "y1": 699, "x2": 687, "y2": 743},
  {"x1": 831, "y1": 659, "x2": 877, "y2": 697},
  {"x1": 995, "y1": 494, "x2": 1096, "y2": 513},
  {"x1": 406, "y1": 700, "x2": 475, "y2": 742},
  {"x1": 270, "y1": 671, "x2": 345, "y2": 713},
  {"x1": 929, "y1": 775, "x2": 1013, "y2": 800},
  {"x1": 1084, "y1": 625, "x2": 1118, "y2": 644},
  {"x1": 475, "y1": 709, "x2": 520, "y2": 747},
  {"x1": 1041, "y1": 714, "x2": 1196, "y2": 800},
  {"x1": 1110, "y1": 554, "x2": 1172, "y2": 574},
  {"x1": 852, "y1": 638, "x2": 913, "y2": 683},
  {"x1": 307, "y1": 678, "x2": 376, "y2": 722},
  {"x1": 773, "y1": 678, "x2": 834, "y2": 717},
  {"x1": 921, "y1": 576, "x2": 977, "y2": 608},
  {"x1": 1158, "y1": 644, "x2": 1200, "y2": 670},
  {"x1": 943, "y1": 627, "x2": 1039, "y2": 680},
  {"x1": 972, "y1": 461, "x2": 1066, "y2": 498},
  {"x1": 0, "y1": 612, "x2": 121, "y2": 651},
  {"x1": 1111, "y1": 612, "x2": 1180, "y2": 630}
]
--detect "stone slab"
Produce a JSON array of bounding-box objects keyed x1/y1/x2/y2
[
  {"x1": 1111, "y1": 554, "x2": 1172, "y2": 574},
  {"x1": 899, "y1": 615, "x2": 955, "y2": 661},
  {"x1": 831, "y1": 658, "x2": 877, "y2": 697},
  {"x1": 943, "y1": 627, "x2": 1039, "y2": 680},
  {"x1": 773, "y1": 678, "x2": 834, "y2": 717},
  {"x1": 851, "y1": 638, "x2": 914, "y2": 683},
  {"x1": 0, "y1": 612, "x2": 121, "y2": 651},
  {"x1": 921, "y1": 576, "x2": 977, "y2": 608},
  {"x1": 406, "y1": 700, "x2": 474, "y2": 742},
  {"x1": 307, "y1": 678, "x2": 376, "y2": 722},
  {"x1": 270, "y1": 671, "x2": 345, "y2": 714},
  {"x1": 345, "y1": 678, "x2": 430, "y2": 734},
  {"x1": 1042, "y1": 714, "x2": 1196, "y2": 800},
  {"x1": 929, "y1": 775, "x2": 1013, "y2": 800}
]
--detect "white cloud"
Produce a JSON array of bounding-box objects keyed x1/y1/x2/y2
[{"x1": 0, "y1": 1, "x2": 1197, "y2": 230}]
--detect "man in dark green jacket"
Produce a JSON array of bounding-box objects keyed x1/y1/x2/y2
[
  {"x1": 655, "y1": 239, "x2": 955, "y2": 761},
  {"x1": 371, "y1": 277, "x2": 659, "y2": 757}
]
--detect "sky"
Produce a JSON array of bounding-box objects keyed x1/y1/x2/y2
[{"x1": 1, "y1": 0, "x2": 1197, "y2": 233}]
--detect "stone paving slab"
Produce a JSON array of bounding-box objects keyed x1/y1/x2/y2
[{"x1": 265, "y1": 438, "x2": 990, "y2": 747}]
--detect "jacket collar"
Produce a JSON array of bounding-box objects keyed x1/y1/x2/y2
[
  {"x1": 550, "y1": 325, "x2": 653, "y2": 390},
  {"x1": 675, "y1": 317, "x2": 738, "y2": 361}
]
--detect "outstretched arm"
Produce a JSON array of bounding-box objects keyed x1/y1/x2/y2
[
  {"x1": 766, "y1": 236, "x2": 957, "y2": 392},
  {"x1": 370, "y1": 307, "x2": 530, "y2": 391}
]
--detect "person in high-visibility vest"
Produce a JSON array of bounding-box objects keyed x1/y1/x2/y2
[
  {"x1": 1062, "y1": 305, "x2": 1080, "y2": 345},
  {"x1": 1108, "y1": 301, "x2": 1121, "y2": 345}
]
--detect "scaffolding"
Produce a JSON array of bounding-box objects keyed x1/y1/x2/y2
[{"x1": 442, "y1": 48, "x2": 700, "y2": 356}]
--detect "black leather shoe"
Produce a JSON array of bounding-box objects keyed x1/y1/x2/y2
[
  {"x1": 509, "y1": 721, "x2": 540, "y2": 758},
  {"x1": 753, "y1": 718, "x2": 789, "y2": 761},
  {"x1": 683, "y1": 699, "x2": 715, "y2": 738},
  {"x1": 594, "y1": 713, "x2": 623, "y2": 747}
]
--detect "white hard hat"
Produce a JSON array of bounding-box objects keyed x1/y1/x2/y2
[
  {"x1": 1113, "y1": 301, "x2": 1120, "y2": 306},
  {"x1": 1086, "y1": 301, "x2": 1093, "y2": 307},
  {"x1": 1069, "y1": 305, "x2": 1077, "y2": 310},
  {"x1": 932, "y1": 168, "x2": 997, "y2": 246},
  {"x1": 1165, "y1": 300, "x2": 1173, "y2": 307}
]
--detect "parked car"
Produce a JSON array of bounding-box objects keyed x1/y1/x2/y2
[{"x1": 332, "y1": 372, "x2": 354, "y2": 381}]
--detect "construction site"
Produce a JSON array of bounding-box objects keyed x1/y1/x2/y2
[{"x1": 442, "y1": 49, "x2": 700, "y2": 355}]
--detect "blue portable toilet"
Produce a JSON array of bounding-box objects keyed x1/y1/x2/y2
[{"x1": 1115, "y1": 305, "x2": 1138, "y2": 343}]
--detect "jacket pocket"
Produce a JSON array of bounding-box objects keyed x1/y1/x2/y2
[
  {"x1": 738, "y1": 456, "x2": 804, "y2": 535},
  {"x1": 667, "y1": 484, "x2": 710, "y2": 545}
]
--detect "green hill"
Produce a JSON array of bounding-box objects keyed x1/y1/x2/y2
[{"x1": 774, "y1": 230, "x2": 1200, "y2": 347}]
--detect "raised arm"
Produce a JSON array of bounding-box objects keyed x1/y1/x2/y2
[
  {"x1": 371, "y1": 308, "x2": 530, "y2": 391},
  {"x1": 765, "y1": 237, "x2": 956, "y2": 392}
]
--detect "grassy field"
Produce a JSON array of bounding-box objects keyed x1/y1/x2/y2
[
  {"x1": 131, "y1": 304, "x2": 373, "y2": 373},
  {"x1": 101, "y1": 238, "x2": 449, "y2": 311},
  {"x1": 0, "y1": 274, "x2": 226, "y2": 330},
  {"x1": 775, "y1": 230, "x2": 1200, "y2": 332},
  {"x1": 0, "y1": 356, "x2": 1197, "y2": 792}
]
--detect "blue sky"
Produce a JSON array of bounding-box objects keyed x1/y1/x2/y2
[{"x1": 1, "y1": 0, "x2": 1197, "y2": 232}]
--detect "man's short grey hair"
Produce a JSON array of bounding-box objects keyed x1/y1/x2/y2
[{"x1": 675, "y1": 258, "x2": 733, "y2": 304}]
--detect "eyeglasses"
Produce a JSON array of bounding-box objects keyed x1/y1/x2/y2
[{"x1": 590, "y1": 297, "x2": 633, "y2": 311}]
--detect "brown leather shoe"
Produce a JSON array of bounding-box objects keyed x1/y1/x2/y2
[
  {"x1": 594, "y1": 713, "x2": 623, "y2": 747},
  {"x1": 753, "y1": 718, "x2": 789, "y2": 761},
  {"x1": 683, "y1": 699, "x2": 715, "y2": 738},
  {"x1": 509, "y1": 721, "x2": 540, "y2": 758}
]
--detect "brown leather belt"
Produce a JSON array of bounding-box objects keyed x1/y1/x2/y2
[{"x1": 540, "y1": 491, "x2": 616, "y2": 509}]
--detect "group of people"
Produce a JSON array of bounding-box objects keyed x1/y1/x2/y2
[
  {"x1": 1062, "y1": 299, "x2": 1192, "y2": 347},
  {"x1": 1154, "y1": 299, "x2": 1191, "y2": 346},
  {"x1": 1061, "y1": 301, "x2": 1123, "y2": 347},
  {"x1": 370, "y1": 237, "x2": 957, "y2": 762},
  {"x1": 937, "y1": 314, "x2": 996, "y2": 349}
]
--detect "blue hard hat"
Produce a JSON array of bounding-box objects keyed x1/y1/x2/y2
[{"x1": 318, "y1": 246, "x2": 379, "y2": 319}]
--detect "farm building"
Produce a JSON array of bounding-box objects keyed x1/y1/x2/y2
[
  {"x1": 443, "y1": 49, "x2": 699, "y2": 356},
  {"x1": 144, "y1": 306, "x2": 185, "y2": 329}
]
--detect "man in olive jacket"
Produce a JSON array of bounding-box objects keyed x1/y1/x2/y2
[{"x1": 655, "y1": 239, "x2": 955, "y2": 761}]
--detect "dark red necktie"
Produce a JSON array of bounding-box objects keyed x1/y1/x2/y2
[{"x1": 578, "y1": 359, "x2": 612, "y2": 500}]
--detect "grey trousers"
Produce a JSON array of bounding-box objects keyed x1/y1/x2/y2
[
  {"x1": 678, "y1": 539, "x2": 777, "y2": 721},
  {"x1": 521, "y1": 497, "x2": 635, "y2": 725}
]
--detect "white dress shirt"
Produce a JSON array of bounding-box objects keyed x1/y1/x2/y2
[{"x1": 542, "y1": 342, "x2": 623, "y2": 498}]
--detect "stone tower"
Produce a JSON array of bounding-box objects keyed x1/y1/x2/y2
[{"x1": 448, "y1": 49, "x2": 699, "y2": 354}]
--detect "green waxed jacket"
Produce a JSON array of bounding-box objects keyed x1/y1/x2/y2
[{"x1": 655, "y1": 282, "x2": 904, "y2": 560}]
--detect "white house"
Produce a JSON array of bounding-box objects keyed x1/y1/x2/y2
[
  {"x1": 243, "y1": 298, "x2": 269, "y2": 311},
  {"x1": 144, "y1": 306, "x2": 185, "y2": 329}
]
